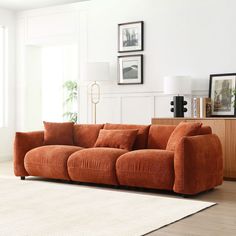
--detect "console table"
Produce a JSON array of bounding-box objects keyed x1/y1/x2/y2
[{"x1": 152, "y1": 117, "x2": 236, "y2": 180}]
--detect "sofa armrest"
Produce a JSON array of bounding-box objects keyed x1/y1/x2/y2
[
  {"x1": 14, "y1": 131, "x2": 44, "y2": 176},
  {"x1": 173, "y1": 134, "x2": 223, "y2": 195}
]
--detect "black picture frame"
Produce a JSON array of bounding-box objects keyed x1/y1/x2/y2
[
  {"x1": 118, "y1": 54, "x2": 143, "y2": 85},
  {"x1": 118, "y1": 21, "x2": 144, "y2": 53},
  {"x1": 209, "y1": 73, "x2": 236, "y2": 117}
]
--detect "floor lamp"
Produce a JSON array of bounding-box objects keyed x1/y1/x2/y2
[
  {"x1": 163, "y1": 76, "x2": 192, "y2": 117},
  {"x1": 86, "y1": 62, "x2": 110, "y2": 124}
]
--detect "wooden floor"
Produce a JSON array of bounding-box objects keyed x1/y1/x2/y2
[
  {"x1": 2, "y1": 161, "x2": 236, "y2": 235},
  {"x1": 150, "y1": 181, "x2": 236, "y2": 236}
]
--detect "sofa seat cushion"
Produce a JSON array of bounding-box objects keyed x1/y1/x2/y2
[
  {"x1": 68, "y1": 148, "x2": 128, "y2": 185},
  {"x1": 24, "y1": 145, "x2": 82, "y2": 180},
  {"x1": 116, "y1": 149, "x2": 174, "y2": 190}
]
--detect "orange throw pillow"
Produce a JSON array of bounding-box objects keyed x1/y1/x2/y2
[
  {"x1": 94, "y1": 129, "x2": 138, "y2": 151},
  {"x1": 166, "y1": 122, "x2": 202, "y2": 151},
  {"x1": 43, "y1": 121, "x2": 74, "y2": 145}
]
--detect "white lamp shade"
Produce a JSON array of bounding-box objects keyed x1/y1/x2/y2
[
  {"x1": 86, "y1": 62, "x2": 110, "y2": 82},
  {"x1": 163, "y1": 76, "x2": 192, "y2": 95}
]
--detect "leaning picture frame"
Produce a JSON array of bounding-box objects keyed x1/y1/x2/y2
[
  {"x1": 118, "y1": 55, "x2": 143, "y2": 85},
  {"x1": 209, "y1": 73, "x2": 236, "y2": 117},
  {"x1": 118, "y1": 21, "x2": 144, "y2": 53}
]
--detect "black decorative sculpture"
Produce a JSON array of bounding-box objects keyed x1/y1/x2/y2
[{"x1": 170, "y1": 96, "x2": 188, "y2": 117}]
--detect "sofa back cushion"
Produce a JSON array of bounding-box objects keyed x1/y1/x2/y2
[
  {"x1": 166, "y1": 121, "x2": 202, "y2": 151},
  {"x1": 43, "y1": 121, "x2": 74, "y2": 145},
  {"x1": 94, "y1": 129, "x2": 138, "y2": 151},
  {"x1": 104, "y1": 123, "x2": 150, "y2": 149},
  {"x1": 148, "y1": 125, "x2": 176, "y2": 149},
  {"x1": 73, "y1": 124, "x2": 104, "y2": 148}
]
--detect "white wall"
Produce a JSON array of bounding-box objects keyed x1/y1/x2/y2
[
  {"x1": 0, "y1": 8, "x2": 15, "y2": 161},
  {"x1": 16, "y1": 0, "x2": 236, "y2": 127},
  {"x1": 86, "y1": 0, "x2": 236, "y2": 123},
  {"x1": 25, "y1": 46, "x2": 42, "y2": 130}
]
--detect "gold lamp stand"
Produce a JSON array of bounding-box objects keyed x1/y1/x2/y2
[
  {"x1": 86, "y1": 62, "x2": 109, "y2": 124},
  {"x1": 90, "y1": 81, "x2": 100, "y2": 124}
]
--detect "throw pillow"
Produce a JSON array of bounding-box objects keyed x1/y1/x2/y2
[
  {"x1": 94, "y1": 129, "x2": 138, "y2": 151},
  {"x1": 166, "y1": 121, "x2": 202, "y2": 151},
  {"x1": 43, "y1": 121, "x2": 74, "y2": 145}
]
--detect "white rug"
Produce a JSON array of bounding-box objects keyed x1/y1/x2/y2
[{"x1": 0, "y1": 176, "x2": 215, "y2": 236}]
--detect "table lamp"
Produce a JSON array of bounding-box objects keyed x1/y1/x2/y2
[
  {"x1": 163, "y1": 76, "x2": 192, "y2": 117},
  {"x1": 86, "y1": 62, "x2": 110, "y2": 124}
]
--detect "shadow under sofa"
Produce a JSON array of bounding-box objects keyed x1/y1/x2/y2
[{"x1": 14, "y1": 123, "x2": 223, "y2": 196}]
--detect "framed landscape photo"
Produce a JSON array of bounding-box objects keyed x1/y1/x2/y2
[
  {"x1": 118, "y1": 21, "x2": 144, "y2": 53},
  {"x1": 209, "y1": 73, "x2": 236, "y2": 117},
  {"x1": 118, "y1": 55, "x2": 143, "y2": 85}
]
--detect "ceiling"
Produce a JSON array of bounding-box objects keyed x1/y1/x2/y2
[{"x1": 0, "y1": 0, "x2": 88, "y2": 11}]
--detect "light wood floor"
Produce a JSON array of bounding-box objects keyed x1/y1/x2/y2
[
  {"x1": 150, "y1": 181, "x2": 236, "y2": 235},
  {"x1": 2, "y1": 161, "x2": 236, "y2": 235}
]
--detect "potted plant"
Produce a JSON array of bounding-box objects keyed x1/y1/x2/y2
[{"x1": 63, "y1": 80, "x2": 78, "y2": 123}]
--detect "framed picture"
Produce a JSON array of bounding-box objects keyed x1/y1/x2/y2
[
  {"x1": 209, "y1": 73, "x2": 236, "y2": 117},
  {"x1": 118, "y1": 55, "x2": 143, "y2": 85},
  {"x1": 118, "y1": 21, "x2": 144, "y2": 53}
]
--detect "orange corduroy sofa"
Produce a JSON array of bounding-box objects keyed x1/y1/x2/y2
[{"x1": 14, "y1": 122, "x2": 223, "y2": 195}]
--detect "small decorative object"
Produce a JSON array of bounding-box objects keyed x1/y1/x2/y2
[
  {"x1": 209, "y1": 73, "x2": 236, "y2": 117},
  {"x1": 192, "y1": 98, "x2": 200, "y2": 118},
  {"x1": 118, "y1": 55, "x2": 143, "y2": 85},
  {"x1": 204, "y1": 98, "x2": 212, "y2": 117},
  {"x1": 118, "y1": 21, "x2": 144, "y2": 53},
  {"x1": 86, "y1": 62, "x2": 110, "y2": 124},
  {"x1": 163, "y1": 76, "x2": 192, "y2": 117},
  {"x1": 63, "y1": 80, "x2": 78, "y2": 123},
  {"x1": 191, "y1": 97, "x2": 212, "y2": 118}
]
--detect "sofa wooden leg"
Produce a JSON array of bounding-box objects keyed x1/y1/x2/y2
[{"x1": 20, "y1": 176, "x2": 25, "y2": 180}]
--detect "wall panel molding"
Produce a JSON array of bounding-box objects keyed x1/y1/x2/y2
[{"x1": 91, "y1": 90, "x2": 208, "y2": 124}]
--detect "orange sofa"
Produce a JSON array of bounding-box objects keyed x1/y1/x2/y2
[{"x1": 14, "y1": 122, "x2": 223, "y2": 195}]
